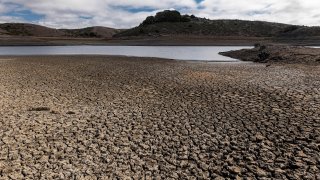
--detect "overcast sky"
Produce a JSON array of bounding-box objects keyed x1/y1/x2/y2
[{"x1": 0, "y1": 0, "x2": 319, "y2": 29}]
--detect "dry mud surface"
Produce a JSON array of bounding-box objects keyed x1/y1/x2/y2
[{"x1": 0, "y1": 56, "x2": 319, "y2": 179}]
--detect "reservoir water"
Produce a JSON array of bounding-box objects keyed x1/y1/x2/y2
[{"x1": 0, "y1": 46, "x2": 251, "y2": 61}]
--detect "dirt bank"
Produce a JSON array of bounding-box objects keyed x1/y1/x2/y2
[{"x1": 220, "y1": 44, "x2": 320, "y2": 64}]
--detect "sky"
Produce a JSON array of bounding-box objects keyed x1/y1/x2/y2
[{"x1": 0, "y1": 0, "x2": 319, "y2": 29}]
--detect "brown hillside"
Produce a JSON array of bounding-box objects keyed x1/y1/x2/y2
[
  {"x1": 114, "y1": 10, "x2": 320, "y2": 39},
  {"x1": 0, "y1": 23, "x2": 64, "y2": 37},
  {"x1": 0, "y1": 23, "x2": 120, "y2": 38},
  {"x1": 60, "y1": 26, "x2": 122, "y2": 38}
]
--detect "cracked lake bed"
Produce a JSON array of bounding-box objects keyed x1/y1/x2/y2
[{"x1": 0, "y1": 56, "x2": 319, "y2": 179}]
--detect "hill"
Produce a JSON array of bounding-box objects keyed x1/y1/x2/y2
[
  {"x1": 1, "y1": 10, "x2": 320, "y2": 46},
  {"x1": 60, "y1": 26, "x2": 122, "y2": 38},
  {"x1": 114, "y1": 10, "x2": 320, "y2": 38},
  {"x1": 0, "y1": 23, "x2": 64, "y2": 37},
  {"x1": 0, "y1": 23, "x2": 121, "y2": 38}
]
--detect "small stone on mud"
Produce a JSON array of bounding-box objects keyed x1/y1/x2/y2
[
  {"x1": 50, "y1": 110, "x2": 59, "y2": 114},
  {"x1": 28, "y1": 107, "x2": 50, "y2": 111},
  {"x1": 66, "y1": 111, "x2": 75, "y2": 115}
]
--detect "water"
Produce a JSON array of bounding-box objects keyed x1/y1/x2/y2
[{"x1": 0, "y1": 46, "x2": 251, "y2": 61}]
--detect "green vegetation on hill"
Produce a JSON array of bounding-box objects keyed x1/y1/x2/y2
[
  {"x1": 60, "y1": 26, "x2": 121, "y2": 38},
  {"x1": 142, "y1": 10, "x2": 191, "y2": 25},
  {"x1": 1, "y1": 10, "x2": 320, "y2": 42},
  {"x1": 115, "y1": 10, "x2": 320, "y2": 38},
  {"x1": 61, "y1": 27, "x2": 101, "y2": 38}
]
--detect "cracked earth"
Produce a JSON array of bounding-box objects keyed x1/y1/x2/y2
[{"x1": 0, "y1": 56, "x2": 319, "y2": 179}]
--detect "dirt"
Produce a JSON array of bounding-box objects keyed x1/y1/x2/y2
[
  {"x1": 0, "y1": 56, "x2": 319, "y2": 179},
  {"x1": 220, "y1": 44, "x2": 320, "y2": 64}
]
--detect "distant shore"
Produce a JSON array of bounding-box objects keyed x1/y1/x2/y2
[
  {"x1": 1, "y1": 36, "x2": 320, "y2": 46},
  {"x1": 220, "y1": 44, "x2": 320, "y2": 64}
]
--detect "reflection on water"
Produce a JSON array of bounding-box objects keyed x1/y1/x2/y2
[{"x1": 0, "y1": 46, "x2": 251, "y2": 61}]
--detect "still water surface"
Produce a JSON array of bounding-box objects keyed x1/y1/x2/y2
[{"x1": 0, "y1": 46, "x2": 251, "y2": 61}]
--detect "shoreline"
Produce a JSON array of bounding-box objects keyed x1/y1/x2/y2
[
  {"x1": 1, "y1": 42, "x2": 319, "y2": 47},
  {"x1": 1, "y1": 36, "x2": 320, "y2": 46},
  {"x1": 0, "y1": 54, "x2": 242, "y2": 63},
  {"x1": 220, "y1": 44, "x2": 320, "y2": 64}
]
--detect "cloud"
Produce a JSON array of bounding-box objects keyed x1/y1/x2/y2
[
  {"x1": 196, "y1": 0, "x2": 320, "y2": 26},
  {"x1": 0, "y1": 0, "x2": 319, "y2": 28},
  {"x1": 0, "y1": 15, "x2": 24, "y2": 24}
]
